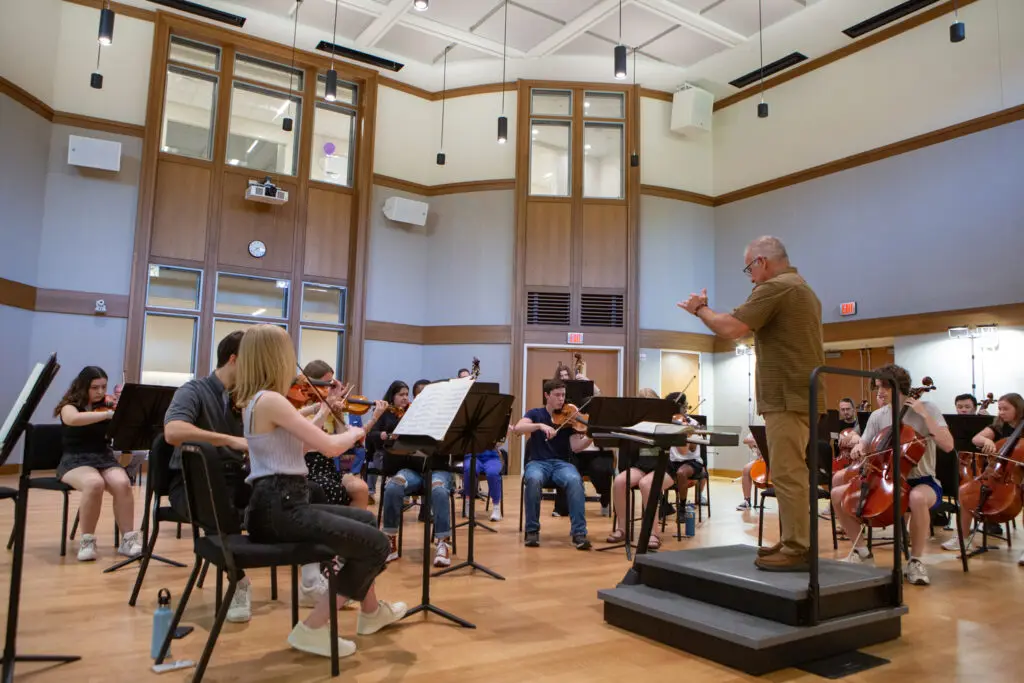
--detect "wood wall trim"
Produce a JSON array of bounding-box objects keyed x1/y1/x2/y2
[
  {"x1": 363, "y1": 322, "x2": 513, "y2": 345},
  {"x1": 640, "y1": 88, "x2": 673, "y2": 103},
  {"x1": 823, "y1": 302, "x2": 1024, "y2": 344},
  {"x1": 372, "y1": 174, "x2": 432, "y2": 196},
  {"x1": 0, "y1": 278, "x2": 37, "y2": 311},
  {"x1": 0, "y1": 76, "x2": 53, "y2": 121},
  {"x1": 0, "y1": 277, "x2": 129, "y2": 318},
  {"x1": 364, "y1": 321, "x2": 424, "y2": 345},
  {"x1": 638, "y1": 329, "x2": 716, "y2": 354},
  {"x1": 64, "y1": 0, "x2": 156, "y2": 22},
  {"x1": 51, "y1": 112, "x2": 145, "y2": 138},
  {"x1": 640, "y1": 184, "x2": 715, "y2": 207},
  {"x1": 713, "y1": 0, "x2": 983, "y2": 112},
  {"x1": 377, "y1": 76, "x2": 434, "y2": 101},
  {"x1": 373, "y1": 174, "x2": 515, "y2": 197}
]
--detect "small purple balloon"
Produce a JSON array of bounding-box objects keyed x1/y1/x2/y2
[{"x1": 323, "y1": 142, "x2": 336, "y2": 156}]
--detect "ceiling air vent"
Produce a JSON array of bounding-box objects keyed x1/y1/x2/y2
[
  {"x1": 316, "y1": 41, "x2": 405, "y2": 72},
  {"x1": 843, "y1": 0, "x2": 940, "y2": 39},
  {"x1": 146, "y1": 0, "x2": 246, "y2": 27},
  {"x1": 580, "y1": 293, "x2": 624, "y2": 328},
  {"x1": 729, "y1": 52, "x2": 807, "y2": 89},
  {"x1": 526, "y1": 292, "x2": 570, "y2": 326}
]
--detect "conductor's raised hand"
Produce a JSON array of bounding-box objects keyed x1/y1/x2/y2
[{"x1": 677, "y1": 288, "x2": 709, "y2": 315}]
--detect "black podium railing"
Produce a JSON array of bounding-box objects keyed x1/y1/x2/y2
[{"x1": 807, "y1": 366, "x2": 902, "y2": 626}]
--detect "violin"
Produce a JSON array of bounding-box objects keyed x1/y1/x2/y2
[
  {"x1": 978, "y1": 392, "x2": 996, "y2": 411},
  {"x1": 959, "y1": 419, "x2": 1024, "y2": 525},
  {"x1": 552, "y1": 402, "x2": 590, "y2": 434},
  {"x1": 92, "y1": 395, "x2": 117, "y2": 412},
  {"x1": 288, "y1": 374, "x2": 376, "y2": 416},
  {"x1": 833, "y1": 427, "x2": 858, "y2": 474},
  {"x1": 286, "y1": 375, "x2": 330, "y2": 409},
  {"x1": 840, "y1": 376, "x2": 935, "y2": 528},
  {"x1": 389, "y1": 404, "x2": 407, "y2": 419}
]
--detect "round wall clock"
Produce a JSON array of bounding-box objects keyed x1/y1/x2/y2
[{"x1": 248, "y1": 240, "x2": 267, "y2": 258}]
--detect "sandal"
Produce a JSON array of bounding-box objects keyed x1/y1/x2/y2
[
  {"x1": 606, "y1": 529, "x2": 626, "y2": 543},
  {"x1": 649, "y1": 535, "x2": 661, "y2": 550}
]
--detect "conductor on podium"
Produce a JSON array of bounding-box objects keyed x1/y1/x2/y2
[{"x1": 679, "y1": 236, "x2": 824, "y2": 572}]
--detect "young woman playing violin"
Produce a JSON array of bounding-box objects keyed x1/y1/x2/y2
[
  {"x1": 53, "y1": 366, "x2": 142, "y2": 562},
  {"x1": 830, "y1": 364, "x2": 954, "y2": 586}
]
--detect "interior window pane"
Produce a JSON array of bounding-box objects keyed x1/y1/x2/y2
[
  {"x1": 169, "y1": 36, "x2": 220, "y2": 71},
  {"x1": 583, "y1": 123, "x2": 624, "y2": 199},
  {"x1": 212, "y1": 319, "x2": 287, "y2": 371},
  {"x1": 531, "y1": 89, "x2": 571, "y2": 116},
  {"x1": 234, "y1": 54, "x2": 303, "y2": 91},
  {"x1": 301, "y1": 284, "x2": 346, "y2": 325},
  {"x1": 147, "y1": 265, "x2": 201, "y2": 310},
  {"x1": 227, "y1": 83, "x2": 301, "y2": 175},
  {"x1": 529, "y1": 121, "x2": 571, "y2": 197},
  {"x1": 310, "y1": 105, "x2": 356, "y2": 186},
  {"x1": 141, "y1": 314, "x2": 197, "y2": 387},
  {"x1": 161, "y1": 66, "x2": 217, "y2": 160},
  {"x1": 215, "y1": 274, "x2": 289, "y2": 318},
  {"x1": 316, "y1": 75, "x2": 358, "y2": 106},
  {"x1": 584, "y1": 92, "x2": 625, "y2": 119},
  {"x1": 299, "y1": 328, "x2": 344, "y2": 377}
]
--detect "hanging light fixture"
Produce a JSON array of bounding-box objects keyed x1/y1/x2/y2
[
  {"x1": 497, "y1": 0, "x2": 508, "y2": 144},
  {"x1": 630, "y1": 48, "x2": 639, "y2": 167},
  {"x1": 614, "y1": 0, "x2": 626, "y2": 79},
  {"x1": 437, "y1": 46, "x2": 449, "y2": 165},
  {"x1": 413, "y1": 0, "x2": 429, "y2": 10},
  {"x1": 283, "y1": 0, "x2": 301, "y2": 132},
  {"x1": 756, "y1": 0, "x2": 768, "y2": 118},
  {"x1": 90, "y1": 42, "x2": 103, "y2": 89},
  {"x1": 950, "y1": 0, "x2": 965, "y2": 43},
  {"x1": 325, "y1": 0, "x2": 339, "y2": 102},
  {"x1": 98, "y1": 2, "x2": 115, "y2": 45}
]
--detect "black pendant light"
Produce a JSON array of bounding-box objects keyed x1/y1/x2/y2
[
  {"x1": 283, "y1": 0, "x2": 301, "y2": 132},
  {"x1": 497, "y1": 0, "x2": 508, "y2": 144},
  {"x1": 630, "y1": 48, "x2": 639, "y2": 167},
  {"x1": 756, "y1": 0, "x2": 768, "y2": 118},
  {"x1": 98, "y1": 3, "x2": 115, "y2": 45},
  {"x1": 950, "y1": 0, "x2": 965, "y2": 43},
  {"x1": 437, "y1": 46, "x2": 449, "y2": 165},
  {"x1": 614, "y1": 0, "x2": 626, "y2": 79},
  {"x1": 325, "y1": 0, "x2": 339, "y2": 102}
]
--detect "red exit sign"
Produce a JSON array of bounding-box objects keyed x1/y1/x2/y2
[
  {"x1": 840, "y1": 302, "x2": 857, "y2": 316},
  {"x1": 567, "y1": 332, "x2": 584, "y2": 344}
]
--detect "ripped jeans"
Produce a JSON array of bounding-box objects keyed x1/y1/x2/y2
[{"x1": 381, "y1": 469, "x2": 454, "y2": 539}]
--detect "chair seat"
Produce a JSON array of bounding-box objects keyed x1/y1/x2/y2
[
  {"x1": 27, "y1": 477, "x2": 72, "y2": 492},
  {"x1": 196, "y1": 535, "x2": 336, "y2": 570},
  {"x1": 156, "y1": 506, "x2": 190, "y2": 525},
  {"x1": 0, "y1": 486, "x2": 17, "y2": 499}
]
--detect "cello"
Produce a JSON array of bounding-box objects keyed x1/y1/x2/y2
[
  {"x1": 840, "y1": 377, "x2": 936, "y2": 528},
  {"x1": 958, "y1": 418, "x2": 1024, "y2": 526}
]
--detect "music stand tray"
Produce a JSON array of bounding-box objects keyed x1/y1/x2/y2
[{"x1": 1, "y1": 354, "x2": 81, "y2": 682}]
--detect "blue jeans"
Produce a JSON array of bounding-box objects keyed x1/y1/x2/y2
[
  {"x1": 524, "y1": 459, "x2": 587, "y2": 536},
  {"x1": 382, "y1": 469, "x2": 454, "y2": 539},
  {"x1": 463, "y1": 452, "x2": 503, "y2": 503}
]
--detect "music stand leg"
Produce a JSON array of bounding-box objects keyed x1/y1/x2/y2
[
  {"x1": 401, "y1": 461, "x2": 475, "y2": 628},
  {"x1": 103, "y1": 553, "x2": 187, "y2": 574},
  {"x1": 621, "y1": 448, "x2": 668, "y2": 585},
  {"x1": 434, "y1": 453, "x2": 505, "y2": 581}
]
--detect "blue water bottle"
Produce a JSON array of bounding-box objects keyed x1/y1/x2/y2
[
  {"x1": 151, "y1": 588, "x2": 173, "y2": 660},
  {"x1": 684, "y1": 506, "x2": 696, "y2": 537}
]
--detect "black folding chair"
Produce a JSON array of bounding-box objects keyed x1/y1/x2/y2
[
  {"x1": 155, "y1": 442, "x2": 343, "y2": 681},
  {"x1": 1, "y1": 486, "x2": 16, "y2": 550}
]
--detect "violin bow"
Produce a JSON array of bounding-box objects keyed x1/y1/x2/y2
[
  {"x1": 550, "y1": 396, "x2": 594, "y2": 438},
  {"x1": 294, "y1": 365, "x2": 363, "y2": 440}
]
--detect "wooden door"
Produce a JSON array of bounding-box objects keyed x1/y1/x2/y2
[
  {"x1": 660, "y1": 351, "x2": 701, "y2": 409},
  {"x1": 821, "y1": 346, "x2": 894, "y2": 409},
  {"x1": 523, "y1": 347, "x2": 620, "y2": 407}
]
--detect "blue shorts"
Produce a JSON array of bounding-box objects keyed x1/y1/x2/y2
[{"x1": 907, "y1": 476, "x2": 942, "y2": 509}]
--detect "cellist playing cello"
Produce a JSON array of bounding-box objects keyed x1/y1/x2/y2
[{"x1": 831, "y1": 363, "x2": 954, "y2": 586}]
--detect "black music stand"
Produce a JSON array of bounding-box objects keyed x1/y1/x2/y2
[
  {"x1": 1, "y1": 354, "x2": 81, "y2": 683},
  {"x1": 857, "y1": 411, "x2": 872, "y2": 433},
  {"x1": 434, "y1": 390, "x2": 513, "y2": 581},
  {"x1": 945, "y1": 414, "x2": 1001, "y2": 555},
  {"x1": 448, "y1": 382, "x2": 504, "y2": 540},
  {"x1": 538, "y1": 379, "x2": 593, "y2": 407},
  {"x1": 102, "y1": 384, "x2": 182, "y2": 573},
  {"x1": 587, "y1": 397, "x2": 677, "y2": 560}
]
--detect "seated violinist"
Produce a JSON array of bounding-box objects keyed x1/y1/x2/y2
[
  {"x1": 737, "y1": 431, "x2": 764, "y2": 511},
  {"x1": 951, "y1": 393, "x2": 1024, "y2": 562},
  {"x1": 831, "y1": 364, "x2": 953, "y2": 586}
]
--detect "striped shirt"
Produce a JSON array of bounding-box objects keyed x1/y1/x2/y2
[{"x1": 732, "y1": 267, "x2": 825, "y2": 414}]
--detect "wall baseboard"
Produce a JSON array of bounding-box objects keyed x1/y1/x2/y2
[
  {"x1": 708, "y1": 469, "x2": 742, "y2": 480},
  {"x1": 0, "y1": 277, "x2": 129, "y2": 318}
]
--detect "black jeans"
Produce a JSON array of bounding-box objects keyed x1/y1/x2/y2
[
  {"x1": 554, "y1": 450, "x2": 614, "y2": 514},
  {"x1": 245, "y1": 475, "x2": 390, "y2": 601}
]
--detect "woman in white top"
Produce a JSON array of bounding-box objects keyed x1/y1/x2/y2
[{"x1": 235, "y1": 325, "x2": 407, "y2": 659}]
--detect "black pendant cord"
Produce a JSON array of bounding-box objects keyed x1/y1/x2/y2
[
  {"x1": 500, "y1": 0, "x2": 508, "y2": 115},
  {"x1": 330, "y1": 0, "x2": 339, "y2": 72},
  {"x1": 440, "y1": 47, "x2": 448, "y2": 151},
  {"x1": 288, "y1": 2, "x2": 300, "y2": 93},
  {"x1": 758, "y1": 0, "x2": 764, "y2": 103},
  {"x1": 95, "y1": 42, "x2": 102, "y2": 71},
  {"x1": 619, "y1": 0, "x2": 623, "y2": 43}
]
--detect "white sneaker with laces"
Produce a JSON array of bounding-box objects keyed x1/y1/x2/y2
[
  {"x1": 941, "y1": 536, "x2": 961, "y2": 551},
  {"x1": 489, "y1": 508, "x2": 502, "y2": 522},
  {"x1": 433, "y1": 540, "x2": 451, "y2": 568},
  {"x1": 77, "y1": 534, "x2": 97, "y2": 562},
  {"x1": 118, "y1": 530, "x2": 143, "y2": 558},
  {"x1": 385, "y1": 534, "x2": 399, "y2": 563},
  {"x1": 736, "y1": 500, "x2": 751, "y2": 511},
  {"x1": 227, "y1": 580, "x2": 252, "y2": 623},
  {"x1": 287, "y1": 622, "x2": 357, "y2": 659},
  {"x1": 356, "y1": 600, "x2": 408, "y2": 636},
  {"x1": 844, "y1": 547, "x2": 872, "y2": 564},
  {"x1": 906, "y1": 558, "x2": 930, "y2": 586},
  {"x1": 299, "y1": 573, "x2": 329, "y2": 608}
]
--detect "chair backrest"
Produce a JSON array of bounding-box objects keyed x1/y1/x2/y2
[
  {"x1": 179, "y1": 442, "x2": 243, "y2": 537},
  {"x1": 148, "y1": 434, "x2": 177, "y2": 497},
  {"x1": 23, "y1": 424, "x2": 64, "y2": 474},
  {"x1": 934, "y1": 449, "x2": 957, "y2": 499}
]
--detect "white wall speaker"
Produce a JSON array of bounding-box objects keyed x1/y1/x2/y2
[
  {"x1": 670, "y1": 85, "x2": 714, "y2": 136},
  {"x1": 67, "y1": 134, "x2": 122, "y2": 172},
  {"x1": 383, "y1": 196, "x2": 429, "y2": 226}
]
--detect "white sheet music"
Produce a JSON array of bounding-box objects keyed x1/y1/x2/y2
[
  {"x1": 627, "y1": 421, "x2": 692, "y2": 435},
  {"x1": 393, "y1": 376, "x2": 474, "y2": 441},
  {"x1": 0, "y1": 362, "x2": 45, "y2": 449}
]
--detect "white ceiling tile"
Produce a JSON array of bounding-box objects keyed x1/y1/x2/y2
[
  {"x1": 703, "y1": 0, "x2": 803, "y2": 38},
  {"x1": 642, "y1": 25, "x2": 728, "y2": 67},
  {"x1": 375, "y1": 23, "x2": 455, "y2": 64},
  {"x1": 443, "y1": 44, "x2": 499, "y2": 63},
  {"x1": 473, "y1": 3, "x2": 562, "y2": 52},
  {"x1": 590, "y1": 3, "x2": 675, "y2": 47},
  {"x1": 660, "y1": 0, "x2": 718, "y2": 13},
  {"x1": 417, "y1": 0, "x2": 503, "y2": 32},
  {"x1": 298, "y1": 1, "x2": 376, "y2": 41},
  {"x1": 555, "y1": 32, "x2": 616, "y2": 58},
  {"x1": 514, "y1": 0, "x2": 601, "y2": 23}
]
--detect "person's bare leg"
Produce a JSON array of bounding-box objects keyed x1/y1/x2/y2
[
  {"x1": 611, "y1": 469, "x2": 641, "y2": 535},
  {"x1": 741, "y1": 462, "x2": 753, "y2": 500},
  {"x1": 100, "y1": 467, "x2": 136, "y2": 532},
  {"x1": 908, "y1": 485, "x2": 936, "y2": 559},
  {"x1": 831, "y1": 483, "x2": 863, "y2": 546},
  {"x1": 61, "y1": 467, "x2": 106, "y2": 534},
  {"x1": 343, "y1": 474, "x2": 370, "y2": 510}
]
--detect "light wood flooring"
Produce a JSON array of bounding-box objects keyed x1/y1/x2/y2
[{"x1": 0, "y1": 475, "x2": 1022, "y2": 683}]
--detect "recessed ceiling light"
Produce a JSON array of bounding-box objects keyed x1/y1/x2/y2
[
  {"x1": 413, "y1": 0, "x2": 428, "y2": 10},
  {"x1": 584, "y1": 144, "x2": 592, "y2": 150}
]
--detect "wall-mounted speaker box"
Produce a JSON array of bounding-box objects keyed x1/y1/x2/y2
[
  {"x1": 383, "y1": 196, "x2": 429, "y2": 226},
  {"x1": 670, "y1": 85, "x2": 714, "y2": 136},
  {"x1": 67, "y1": 134, "x2": 122, "y2": 172}
]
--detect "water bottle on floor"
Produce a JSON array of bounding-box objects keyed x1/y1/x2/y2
[
  {"x1": 684, "y1": 506, "x2": 696, "y2": 537},
  {"x1": 151, "y1": 588, "x2": 172, "y2": 660}
]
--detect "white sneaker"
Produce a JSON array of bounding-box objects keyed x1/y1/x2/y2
[
  {"x1": 433, "y1": 540, "x2": 451, "y2": 568},
  {"x1": 287, "y1": 622, "x2": 357, "y2": 659},
  {"x1": 1018, "y1": 550, "x2": 1024, "y2": 566},
  {"x1": 843, "y1": 547, "x2": 872, "y2": 564},
  {"x1": 906, "y1": 558, "x2": 930, "y2": 586},
  {"x1": 356, "y1": 600, "x2": 408, "y2": 636},
  {"x1": 385, "y1": 534, "x2": 399, "y2": 563},
  {"x1": 941, "y1": 536, "x2": 961, "y2": 551},
  {"x1": 77, "y1": 534, "x2": 97, "y2": 562},
  {"x1": 489, "y1": 508, "x2": 502, "y2": 522},
  {"x1": 299, "y1": 574, "x2": 329, "y2": 608},
  {"x1": 227, "y1": 580, "x2": 252, "y2": 623},
  {"x1": 736, "y1": 500, "x2": 751, "y2": 511},
  {"x1": 118, "y1": 530, "x2": 143, "y2": 558}
]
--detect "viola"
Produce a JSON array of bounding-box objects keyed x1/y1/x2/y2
[
  {"x1": 552, "y1": 402, "x2": 589, "y2": 434},
  {"x1": 959, "y1": 419, "x2": 1024, "y2": 525},
  {"x1": 978, "y1": 392, "x2": 996, "y2": 412},
  {"x1": 833, "y1": 427, "x2": 858, "y2": 474},
  {"x1": 389, "y1": 404, "x2": 407, "y2": 419},
  {"x1": 840, "y1": 377, "x2": 935, "y2": 528}
]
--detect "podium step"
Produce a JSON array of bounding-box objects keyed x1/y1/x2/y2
[
  {"x1": 635, "y1": 544, "x2": 894, "y2": 626},
  {"x1": 599, "y1": 584, "x2": 905, "y2": 676}
]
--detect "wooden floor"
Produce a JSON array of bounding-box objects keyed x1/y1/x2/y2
[{"x1": 1, "y1": 475, "x2": 1022, "y2": 683}]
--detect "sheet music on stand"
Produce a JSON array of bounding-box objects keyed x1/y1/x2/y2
[{"x1": 393, "y1": 376, "x2": 475, "y2": 443}]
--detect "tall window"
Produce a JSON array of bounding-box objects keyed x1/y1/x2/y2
[
  {"x1": 310, "y1": 74, "x2": 358, "y2": 187},
  {"x1": 529, "y1": 89, "x2": 572, "y2": 197},
  {"x1": 212, "y1": 272, "x2": 290, "y2": 371},
  {"x1": 298, "y1": 283, "x2": 347, "y2": 377},
  {"x1": 583, "y1": 92, "x2": 625, "y2": 199},
  {"x1": 141, "y1": 265, "x2": 202, "y2": 386},
  {"x1": 161, "y1": 37, "x2": 220, "y2": 160},
  {"x1": 226, "y1": 54, "x2": 303, "y2": 175}
]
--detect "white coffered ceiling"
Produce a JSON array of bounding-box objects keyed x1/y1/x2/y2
[{"x1": 111, "y1": 1, "x2": 949, "y2": 98}]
